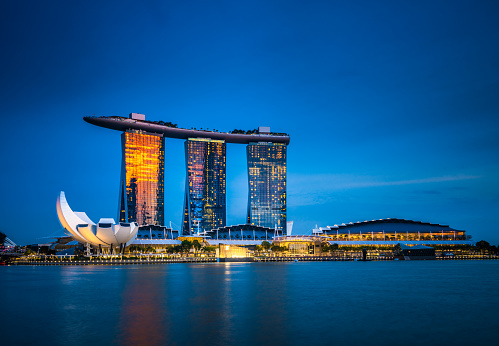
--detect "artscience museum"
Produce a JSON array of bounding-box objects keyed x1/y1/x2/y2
[{"x1": 56, "y1": 191, "x2": 138, "y2": 253}]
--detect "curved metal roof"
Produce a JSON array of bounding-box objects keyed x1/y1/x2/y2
[
  {"x1": 273, "y1": 235, "x2": 328, "y2": 242},
  {"x1": 326, "y1": 218, "x2": 461, "y2": 230},
  {"x1": 84, "y1": 116, "x2": 290, "y2": 144},
  {"x1": 207, "y1": 240, "x2": 263, "y2": 245},
  {"x1": 132, "y1": 239, "x2": 181, "y2": 245},
  {"x1": 327, "y1": 240, "x2": 474, "y2": 246},
  {"x1": 208, "y1": 224, "x2": 277, "y2": 232}
]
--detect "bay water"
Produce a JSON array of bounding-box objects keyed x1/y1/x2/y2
[{"x1": 1, "y1": 260, "x2": 498, "y2": 345}]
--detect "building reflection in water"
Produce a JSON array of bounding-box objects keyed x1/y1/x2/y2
[
  {"x1": 101, "y1": 263, "x2": 291, "y2": 344},
  {"x1": 4, "y1": 262, "x2": 498, "y2": 345},
  {"x1": 235, "y1": 263, "x2": 291, "y2": 344},
  {"x1": 175, "y1": 263, "x2": 291, "y2": 344},
  {"x1": 117, "y1": 267, "x2": 169, "y2": 345}
]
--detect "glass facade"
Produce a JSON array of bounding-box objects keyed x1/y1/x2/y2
[
  {"x1": 119, "y1": 130, "x2": 165, "y2": 226},
  {"x1": 247, "y1": 142, "x2": 287, "y2": 232},
  {"x1": 183, "y1": 138, "x2": 226, "y2": 235}
]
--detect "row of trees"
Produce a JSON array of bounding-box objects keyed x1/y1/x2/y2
[
  {"x1": 254, "y1": 241, "x2": 286, "y2": 254},
  {"x1": 130, "y1": 240, "x2": 216, "y2": 255},
  {"x1": 129, "y1": 245, "x2": 156, "y2": 253},
  {"x1": 156, "y1": 120, "x2": 178, "y2": 128},
  {"x1": 231, "y1": 128, "x2": 258, "y2": 134},
  {"x1": 168, "y1": 240, "x2": 217, "y2": 256},
  {"x1": 230, "y1": 129, "x2": 289, "y2": 136},
  {"x1": 109, "y1": 239, "x2": 499, "y2": 257},
  {"x1": 128, "y1": 240, "x2": 217, "y2": 256},
  {"x1": 475, "y1": 240, "x2": 499, "y2": 254}
]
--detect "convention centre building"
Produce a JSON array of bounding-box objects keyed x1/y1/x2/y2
[{"x1": 272, "y1": 218, "x2": 473, "y2": 255}]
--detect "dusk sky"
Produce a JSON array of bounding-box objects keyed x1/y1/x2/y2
[{"x1": 1, "y1": 0, "x2": 498, "y2": 245}]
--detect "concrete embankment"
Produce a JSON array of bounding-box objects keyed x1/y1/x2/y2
[
  {"x1": 13, "y1": 257, "x2": 217, "y2": 265},
  {"x1": 10, "y1": 254, "x2": 499, "y2": 265}
]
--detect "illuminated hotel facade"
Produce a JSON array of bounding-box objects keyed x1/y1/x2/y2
[
  {"x1": 84, "y1": 114, "x2": 290, "y2": 232},
  {"x1": 247, "y1": 142, "x2": 286, "y2": 232},
  {"x1": 183, "y1": 138, "x2": 226, "y2": 235},
  {"x1": 119, "y1": 130, "x2": 165, "y2": 226}
]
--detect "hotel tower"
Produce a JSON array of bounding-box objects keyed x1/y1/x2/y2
[
  {"x1": 247, "y1": 142, "x2": 287, "y2": 231},
  {"x1": 84, "y1": 114, "x2": 289, "y2": 232},
  {"x1": 182, "y1": 138, "x2": 226, "y2": 235},
  {"x1": 118, "y1": 129, "x2": 165, "y2": 226}
]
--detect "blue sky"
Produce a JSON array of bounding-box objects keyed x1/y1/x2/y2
[{"x1": 1, "y1": 0, "x2": 498, "y2": 245}]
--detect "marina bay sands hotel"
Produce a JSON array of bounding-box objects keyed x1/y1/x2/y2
[{"x1": 84, "y1": 113, "x2": 290, "y2": 235}]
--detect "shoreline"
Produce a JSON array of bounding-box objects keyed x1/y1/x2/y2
[{"x1": 5, "y1": 254, "x2": 499, "y2": 266}]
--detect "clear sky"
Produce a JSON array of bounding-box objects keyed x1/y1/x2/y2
[{"x1": 1, "y1": 0, "x2": 498, "y2": 245}]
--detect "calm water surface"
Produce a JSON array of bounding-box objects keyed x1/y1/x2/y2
[{"x1": 1, "y1": 261, "x2": 498, "y2": 345}]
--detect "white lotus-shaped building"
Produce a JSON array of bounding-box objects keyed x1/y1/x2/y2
[{"x1": 56, "y1": 191, "x2": 138, "y2": 249}]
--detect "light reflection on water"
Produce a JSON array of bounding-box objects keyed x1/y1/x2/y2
[{"x1": 1, "y1": 261, "x2": 499, "y2": 345}]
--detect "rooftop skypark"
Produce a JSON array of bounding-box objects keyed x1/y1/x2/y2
[
  {"x1": 83, "y1": 114, "x2": 290, "y2": 144},
  {"x1": 84, "y1": 113, "x2": 289, "y2": 234}
]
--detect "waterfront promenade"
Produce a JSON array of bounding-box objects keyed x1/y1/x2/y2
[
  {"x1": 12, "y1": 257, "x2": 217, "y2": 265},
  {"x1": 8, "y1": 253, "x2": 499, "y2": 265}
]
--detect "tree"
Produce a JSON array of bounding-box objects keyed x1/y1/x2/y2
[
  {"x1": 270, "y1": 245, "x2": 285, "y2": 252},
  {"x1": 172, "y1": 245, "x2": 183, "y2": 254},
  {"x1": 128, "y1": 245, "x2": 141, "y2": 253},
  {"x1": 476, "y1": 240, "x2": 491, "y2": 253},
  {"x1": 0, "y1": 231, "x2": 6, "y2": 246},
  {"x1": 255, "y1": 245, "x2": 262, "y2": 255},
  {"x1": 322, "y1": 244, "x2": 331, "y2": 253},
  {"x1": 181, "y1": 240, "x2": 193, "y2": 256},
  {"x1": 270, "y1": 245, "x2": 280, "y2": 252},
  {"x1": 145, "y1": 246, "x2": 156, "y2": 253},
  {"x1": 261, "y1": 241, "x2": 271, "y2": 252},
  {"x1": 202, "y1": 246, "x2": 216, "y2": 255},
  {"x1": 192, "y1": 240, "x2": 202, "y2": 256}
]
